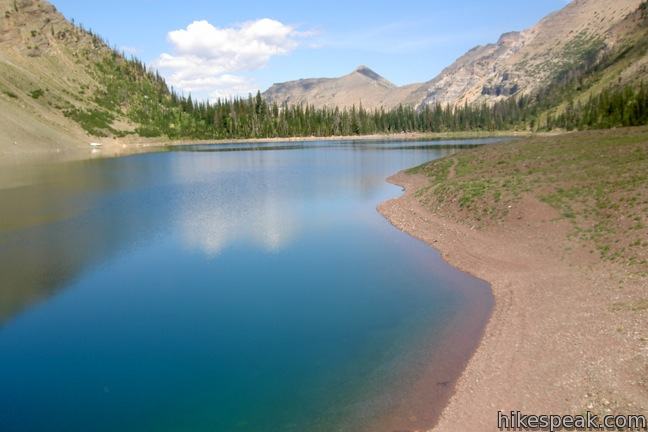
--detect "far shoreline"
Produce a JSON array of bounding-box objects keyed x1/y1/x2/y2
[{"x1": 0, "y1": 130, "x2": 541, "y2": 163}]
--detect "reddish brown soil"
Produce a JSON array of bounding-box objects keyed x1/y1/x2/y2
[{"x1": 378, "y1": 171, "x2": 648, "y2": 432}]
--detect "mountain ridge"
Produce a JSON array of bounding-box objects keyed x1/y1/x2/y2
[
  {"x1": 263, "y1": 64, "x2": 420, "y2": 110},
  {"x1": 264, "y1": 0, "x2": 646, "y2": 110},
  {"x1": 413, "y1": 0, "x2": 644, "y2": 108}
]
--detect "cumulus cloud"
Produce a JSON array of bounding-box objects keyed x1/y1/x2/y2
[{"x1": 154, "y1": 19, "x2": 303, "y2": 100}]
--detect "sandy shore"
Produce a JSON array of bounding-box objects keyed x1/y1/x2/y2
[{"x1": 378, "y1": 171, "x2": 648, "y2": 431}]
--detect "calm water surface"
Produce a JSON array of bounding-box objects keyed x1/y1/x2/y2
[{"x1": 0, "y1": 139, "x2": 497, "y2": 432}]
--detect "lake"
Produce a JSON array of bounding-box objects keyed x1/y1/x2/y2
[{"x1": 0, "y1": 139, "x2": 496, "y2": 432}]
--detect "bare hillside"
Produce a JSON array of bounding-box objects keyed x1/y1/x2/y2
[
  {"x1": 0, "y1": 0, "x2": 175, "y2": 154},
  {"x1": 263, "y1": 65, "x2": 420, "y2": 110},
  {"x1": 0, "y1": 0, "x2": 110, "y2": 153}
]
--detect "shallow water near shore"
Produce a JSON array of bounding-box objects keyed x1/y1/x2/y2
[{"x1": 0, "y1": 139, "x2": 496, "y2": 432}]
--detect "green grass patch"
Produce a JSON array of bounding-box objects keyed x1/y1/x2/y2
[
  {"x1": 30, "y1": 88, "x2": 44, "y2": 99},
  {"x1": 411, "y1": 127, "x2": 648, "y2": 268},
  {"x1": 610, "y1": 299, "x2": 648, "y2": 312},
  {"x1": 134, "y1": 125, "x2": 162, "y2": 138},
  {"x1": 64, "y1": 108, "x2": 115, "y2": 136}
]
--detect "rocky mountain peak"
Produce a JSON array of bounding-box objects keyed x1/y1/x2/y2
[
  {"x1": 353, "y1": 65, "x2": 381, "y2": 80},
  {"x1": 497, "y1": 31, "x2": 523, "y2": 46}
]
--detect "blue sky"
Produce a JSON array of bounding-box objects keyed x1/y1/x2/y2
[{"x1": 52, "y1": 0, "x2": 568, "y2": 100}]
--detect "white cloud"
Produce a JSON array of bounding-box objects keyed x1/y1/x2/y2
[{"x1": 154, "y1": 18, "x2": 303, "y2": 100}]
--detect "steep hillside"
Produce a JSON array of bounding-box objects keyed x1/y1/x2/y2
[
  {"x1": 263, "y1": 65, "x2": 420, "y2": 110},
  {"x1": 0, "y1": 0, "x2": 180, "y2": 153},
  {"x1": 539, "y1": 1, "x2": 648, "y2": 119},
  {"x1": 0, "y1": 0, "x2": 96, "y2": 153}
]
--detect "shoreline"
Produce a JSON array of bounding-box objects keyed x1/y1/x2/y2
[
  {"x1": 115, "y1": 129, "x2": 533, "y2": 147},
  {"x1": 378, "y1": 170, "x2": 648, "y2": 431},
  {"x1": 0, "y1": 130, "x2": 538, "y2": 162},
  {"x1": 365, "y1": 207, "x2": 494, "y2": 432}
]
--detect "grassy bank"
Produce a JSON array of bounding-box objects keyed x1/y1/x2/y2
[{"x1": 408, "y1": 126, "x2": 648, "y2": 271}]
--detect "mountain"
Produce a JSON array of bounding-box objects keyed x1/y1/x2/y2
[
  {"x1": 263, "y1": 65, "x2": 420, "y2": 110},
  {"x1": 265, "y1": 0, "x2": 647, "y2": 110},
  {"x1": 0, "y1": 0, "x2": 647, "y2": 153},
  {"x1": 0, "y1": 0, "x2": 182, "y2": 154},
  {"x1": 0, "y1": 0, "x2": 95, "y2": 152},
  {"x1": 411, "y1": 0, "x2": 646, "y2": 108}
]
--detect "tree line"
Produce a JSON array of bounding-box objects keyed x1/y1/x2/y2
[
  {"x1": 546, "y1": 83, "x2": 648, "y2": 130},
  {"x1": 127, "y1": 83, "x2": 648, "y2": 140},
  {"x1": 82, "y1": 30, "x2": 648, "y2": 139}
]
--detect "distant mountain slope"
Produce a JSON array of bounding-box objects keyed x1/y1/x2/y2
[
  {"x1": 263, "y1": 65, "x2": 420, "y2": 110},
  {"x1": 266, "y1": 0, "x2": 646, "y2": 110},
  {"x1": 412, "y1": 0, "x2": 645, "y2": 108}
]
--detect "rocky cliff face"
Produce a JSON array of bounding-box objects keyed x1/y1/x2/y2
[
  {"x1": 265, "y1": 0, "x2": 646, "y2": 110},
  {"x1": 413, "y1": 0, "x2": 644, "y2": 108}
]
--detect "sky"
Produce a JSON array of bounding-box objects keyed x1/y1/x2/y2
[{"x1": 52, "y1": 0, "x2": 569, "y2": 101}]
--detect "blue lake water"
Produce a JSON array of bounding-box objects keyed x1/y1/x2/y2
[{"x1": 0, "y1": 139, "x2": 496, "y2": 432}]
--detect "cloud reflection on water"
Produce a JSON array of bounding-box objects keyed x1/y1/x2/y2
[
  {"x1": 171, "y1": 150, "x2": 299, "y2": 256},
  {"x1": 170, "y1": 141, "x2": 475, "y2": 257}
]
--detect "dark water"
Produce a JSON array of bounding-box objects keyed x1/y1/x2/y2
[{"x1": 0, "y1": 139, "x2": 496, "y2": 432}]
